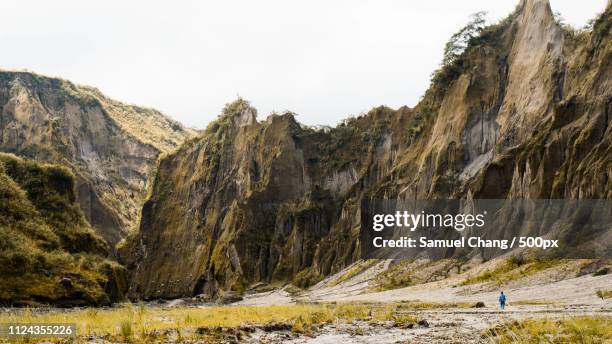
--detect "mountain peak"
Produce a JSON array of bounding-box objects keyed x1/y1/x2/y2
[
  {"x1": 517, "y1": 0, "x2": 555, "y2": 24},
  {"x1": 220, "y1": 98, "x2": 257, "y2": 127}
]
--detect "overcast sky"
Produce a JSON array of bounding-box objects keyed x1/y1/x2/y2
[{"x1": 1, "y1": 1, "x2": 606, "y2": 128}]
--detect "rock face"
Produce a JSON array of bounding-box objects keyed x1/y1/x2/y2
[
  {"x1": 125, "y1": 0, "x2": 611, "y2": 299},
  {"x1": 0, "y1": 153, "x2": 125, "y2": 306},
  {"x1": 0, "y1": 72, "x2": 195, "y2": 245}
]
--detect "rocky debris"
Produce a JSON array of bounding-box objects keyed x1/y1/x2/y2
[
  {"x1": 261, "y1": 323, "x2": 293, "y2": 332},
  {"x1": 393, "y1": 322, "x2": 414, "y2": 329},
  {"x1": 417, "y1": 319, "x2": 430, "y2": 328},
  {"x1": 218, "y1": 291, "x2": 244, "y2": 304},
  {"x1": 193, "y1": 293, "x2": 212, "y2": 302},
  {"x1": 194, "y1": 326, "x2": 245, "y2": 343},
  {"x1": 190, "y1": 323, "x2": 294, "y2": 343},
  {"x1": 594, "y1": 268, "x2": 609, "y2": 276}
]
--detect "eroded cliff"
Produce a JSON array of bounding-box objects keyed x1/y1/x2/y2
[
  {"x1": 124, "y1": 0, "x2": 611, "y2": 299},
  {"x1": 0, "y1": 72, "x2": 196, "y2": 245}
]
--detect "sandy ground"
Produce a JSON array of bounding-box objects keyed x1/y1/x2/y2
[
  {"x1": 307, "y1": 273, "x2": 612, "y2": 305},
  {"x1": 239, "y1": 260, "x2": 612, "y2": 306}
]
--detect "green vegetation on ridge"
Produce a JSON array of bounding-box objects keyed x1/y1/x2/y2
[{"x1": 0, "y1": 153, "x2": 124, "y2": 306}]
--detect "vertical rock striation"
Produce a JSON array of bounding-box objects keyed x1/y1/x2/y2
[{"x1": 124, "y1": 0, "x2": 611, "y2": 299}]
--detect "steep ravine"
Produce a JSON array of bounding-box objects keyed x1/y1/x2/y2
[
  {"x1": 0, "y1": 71, "x2": 195, "y2": 245},
  {"x1": 123, "y1": 0, "x2": 611, "y2": 299}
]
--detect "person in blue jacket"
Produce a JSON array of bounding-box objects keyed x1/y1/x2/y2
[{"x1": 499, "y1": 291, "x2": 507, "y2": 310}]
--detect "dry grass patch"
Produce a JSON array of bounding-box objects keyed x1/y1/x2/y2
[
  {"x1": 0, "y1": 302, "x2": 421, "y2": 342},
  {"x1": 327, "y1": 259, "x2": 377, "y2": 287},
  {"x1": 373, "y1": 259, "x2": 461, "y2": 291},
  {"x1": 460, "y1": 258, "x2": 564, "y2": 286},
  {"x1": 484, "y1": 316, "x2": 612, "y2": 343}
]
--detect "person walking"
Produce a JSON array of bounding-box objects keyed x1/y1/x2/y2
[{"x1": 499, "y1": 291, "x2": 507, "y2": 310}]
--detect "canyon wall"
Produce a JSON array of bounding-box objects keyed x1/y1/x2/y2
[{"x1": 123, "y1": 0, "x2": 611, "y2": 299}]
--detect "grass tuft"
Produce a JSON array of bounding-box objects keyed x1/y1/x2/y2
[
  {"x1": 120, "y1": 319, "x2": 133, "y2": 342},
  {"x1": 596, "y1": 290, "x2": 612, "y2": 300}
]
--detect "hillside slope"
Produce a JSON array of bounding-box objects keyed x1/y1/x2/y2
[
  {"x1": 123, "y1": 0, "x2": 611, "y2": 299},
  {"x1": 0, "y1": 71, "x2": 196, "y2": 245},
  {"x1": 0, "y1": 153, "x2": 125, "y2": 306}
]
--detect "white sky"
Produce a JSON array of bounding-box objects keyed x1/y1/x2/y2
[{"x1": 1, "y1": 0, "x2": 606, "y2": 128}]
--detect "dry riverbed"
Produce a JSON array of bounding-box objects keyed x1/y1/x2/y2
[
  {"x1": 1, "y1": 260, "x2": 611, "y2": 343},
  {"x1": 0, "y1": 301, "x2": 610, "y2": 343}
]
